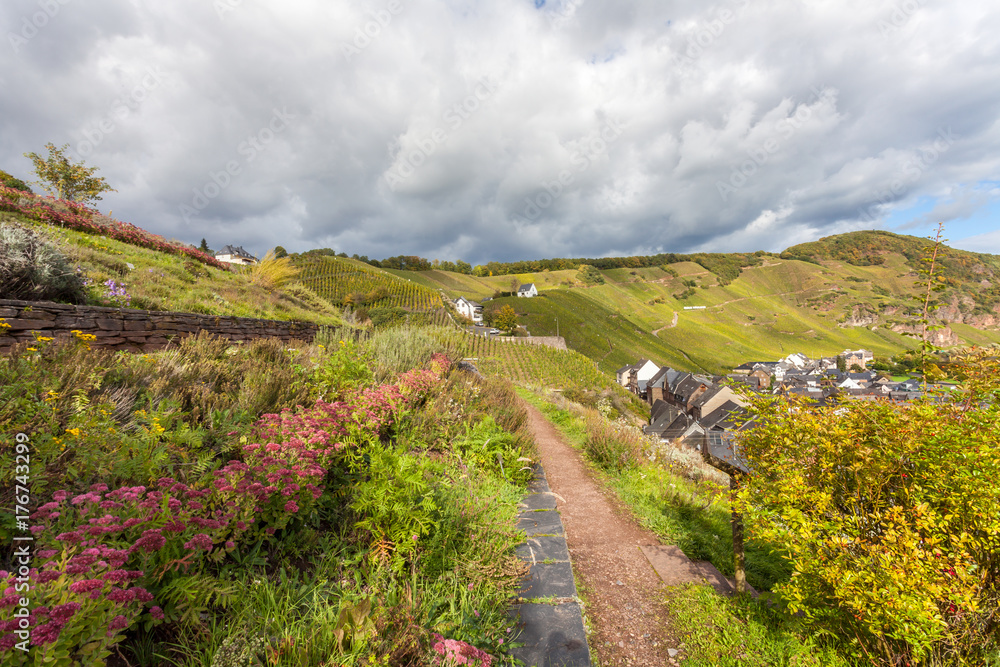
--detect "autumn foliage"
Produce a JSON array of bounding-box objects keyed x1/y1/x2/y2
[
  {"x1": 735, "y1": 347, "x2": 1000, "y2": 665},
  {"x1": 0, "y1": 185, "x2": 228, "y2": 271}
]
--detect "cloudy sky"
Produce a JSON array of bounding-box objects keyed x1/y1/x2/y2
[{"x1": 2, "y1": 0, "x2": 999, "y2": 264}]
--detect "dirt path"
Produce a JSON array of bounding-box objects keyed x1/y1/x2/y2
[
  {"x1": 651, "y1": 311, "x2": 679, "y2": 337},
  {"x1": 522, "y1": 402, "x2": 681, "y2": 666}
]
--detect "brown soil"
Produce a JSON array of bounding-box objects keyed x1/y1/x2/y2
[{"x1": 522, "y1": 402, "x2": 682, "y2": 666}]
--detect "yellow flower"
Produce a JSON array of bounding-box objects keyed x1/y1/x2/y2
[
  {"x1": 26, "y1": 347, "x2": 37, "y2": 352},
  {"x1": 65, "y1": 428, "x2": 81, "y2": 437},
  {"x1": 45, "y1": 390, "x2": 60, "y2": 401}
]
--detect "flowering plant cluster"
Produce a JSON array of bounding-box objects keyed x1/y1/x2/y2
[
  {"x1": 0, "y1": 185, "x2": 228, "y2": 270},
  {"x1": 0, "y1": 355, "x2": 452, "y2": 661},
  {"x1": 100, "y1": 279, "x2": 132, "y2": 307},
  {"x1": 0, "y1": 491, "x2": 165, "y2": 665},
  {"x1": 431, "y1": 633, "x2": 493, "y2": 666}
]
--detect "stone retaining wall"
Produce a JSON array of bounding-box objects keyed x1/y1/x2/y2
[{"x1": 0, "y1": 299, "x2": 318, "y2": 353}]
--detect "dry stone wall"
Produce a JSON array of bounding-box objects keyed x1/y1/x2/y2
[{"x1": 0, "y1": 299, "x2": 318, "y2": 353}]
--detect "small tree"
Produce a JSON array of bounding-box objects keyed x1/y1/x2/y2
[
  {"x1": 198, "y1": 239, "x2": 212, "y2": 254},
  {"x1": 273, "y1": 246, "x2": 288, "y2": 259},
  {"x1": 494, "y1": 304, "x2": 518, "y2": 333},
  {"x1": 23, "y1": 143, "x2": 116, "y2": 204}
]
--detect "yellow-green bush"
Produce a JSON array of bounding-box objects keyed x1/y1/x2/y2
[{"x1": 736, "y1": 347, "x2": 1000, "y2": 666}]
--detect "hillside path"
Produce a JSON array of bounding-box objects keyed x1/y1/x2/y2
[
  {"x1": 521, "y1": 401, "x2": 683, "y2": 666},
  {"x1": 651, "y1": 311, "x2": 679, "y2": 337}
]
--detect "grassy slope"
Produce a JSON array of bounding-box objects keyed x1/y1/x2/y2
[
  {"x1": 295, "y1": 256, "x2": 442, "y2": 311},
  {"x1": 4, "y1": 211, "x2": 343, "y2": 325}
]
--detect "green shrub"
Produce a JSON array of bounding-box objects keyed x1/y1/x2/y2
[
  {"x1": 0, "y1": 169, "x2": 32, "y2": 193},
  {"x1": 0, "y1": 222, "x2": 86, "y2": 302},
  {"x1": 365, "y1": 326, "x2": 440, "y2": 382},
  {"x1": 369, "y1": 306, "x2": 408, "y2": 328},
  {"x1": 583, "y1": 411, "x2": 644, "y2": 471}
]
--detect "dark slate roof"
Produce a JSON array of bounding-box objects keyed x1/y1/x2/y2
[
  {"x1": 704, "y1": 429, "x2": 750, "y2": 475},
  {"x1": 691, "y1": 384, "x2": 724, "y2": 409},
  {"x1": 674, "y1": 374, "x2": 713, "y2": 402},
  {"x1": 649, "y1": 399, "x2": 677, "y2": 423},
  {"x1": 615, "y1": 363, "x2": 635, "y2": 375},
  {"x1": 647, "y1": 366, "x2": 672, "y2": 388},
  {"x1": 726, "y1": 375, "x2": 761, "y2": 389},
  {"x1": 517, "y1": 283, "x2": 536, "y2": 292},
  {"x1": 668, "y1": 371, "x2": 691, "y2": 394},
  {"x1": 701, "y1": 400, "x2": 744, "y2": 430},
  {"x1": 216, "y1": 244, "x2": 256, "y2": 259}
]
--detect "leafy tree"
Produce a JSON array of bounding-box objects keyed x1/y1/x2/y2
[
  {"x1": 23, "y1": 143, "x2": 116, "y2": 204},
  {"x1": 273, "y1": 245, "x2": 288, "y2": 258},
  {"x1": 836, "y1": 355, "x2": 846, "y2": 372},
  {"x1": 0, "y1": 169, "x2": 32, "y2": 193},
  {"x1": 494, "y1": 304, "x2": 518, "y2": 333},
  {"x1": 577, "y1": 264, "x2": 605, "y2": 285},
  {"x1": 735, "y1": 347, "x2": 1000, "y2": 666}
]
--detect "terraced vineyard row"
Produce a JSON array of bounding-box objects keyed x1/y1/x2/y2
[
  {"x1": 450, "y1": 332, "x2": 647, "y2": 412},
  {"x1": 296, "y1": 256, "x2": 443, "y2": 310}
]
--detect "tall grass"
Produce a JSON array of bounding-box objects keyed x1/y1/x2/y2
[
  {"x1": 583, "y1": 411, "x2": 645, "y2": 472},
  {"x1": 248, "y1": 248, "x2": 300, "y2": 290}
]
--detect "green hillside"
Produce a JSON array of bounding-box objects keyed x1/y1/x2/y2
[
  {"x1": 1, "y1": 210, "x2": 343, "y2": 325},
  {"x1": 397, "y1": 234, "x2": 1000, "y2": 374}
]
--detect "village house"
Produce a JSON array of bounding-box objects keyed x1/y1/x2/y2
[
  {"x1": 214, "y1": 245, "x2": 258, "y2": 265},
  {"x1": 516, "y1": 283, "x2": 538, "y2": 298},
  {"x1": 453, "y1": 296, "x2": 483, "y2": 323},
  {"x1": 615, "y1": 359, "x2": 660, "y2": 396},
  {"x1": 841, "y1": 349, "x2": 874, "y2": 370}
]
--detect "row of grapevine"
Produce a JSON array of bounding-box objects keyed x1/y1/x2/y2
[
  {"x1": 450, "y1": 333, "x2": 634, "y2": 399},
  {"x1": 296, "y1": 256, "x2": 443, "y2": 311}
]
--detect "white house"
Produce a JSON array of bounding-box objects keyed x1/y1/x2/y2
[
  {"x1": 615, "y1": 359, "x2": 660, "y2": 393},
  {"x1": 215, "y1": 245, "x2": 258, "y2": 265},
  {"x1": 454, "y1": 296, "x2": 483, "y2": 323},
  {"x1": 517, "y1": 283, "x2": 538, "y2": 298},
  {"x1": 781, "y1": 352, "x2": 811, "y2": 369}
]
